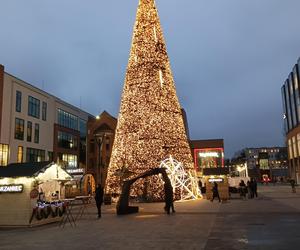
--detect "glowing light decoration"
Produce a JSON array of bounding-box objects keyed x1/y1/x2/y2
[
  {"x1": 0, "y1": 184, "x2": 23, "y2": 193},
  {"x1": 199, "y1": 152, "x2": 219, "y2": 158},
  {"x1": 159, "y1": 69, "x2": 164, "y2": 87},
  {"x1": 106, "y1": 0, "x2": 195, "y2": 200},
  {"x1": 160, "y1": 156, "x2": 200, "y2": 200}
]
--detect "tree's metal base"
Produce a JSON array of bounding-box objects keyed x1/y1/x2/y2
[{"x1": 116, "y1": 206, "x2": 139, "y2": 215}]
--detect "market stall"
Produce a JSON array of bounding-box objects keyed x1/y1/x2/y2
[
  {"x1": 203, "y1": 168, "x2": 229, "y2": 201},
  {"x1": 0, "y1": 161, "x2": 72, "y2": 227},
  {"x1": 205, "y1": 175, "x2": 229, "y2": 201}
]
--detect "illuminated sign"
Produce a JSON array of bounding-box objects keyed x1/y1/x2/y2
[
  {"x1": 66, "y1": 168, "x2": 84, "y2": 174},
  {"x1": 0, "y1": 184, "x2": 24, "y2": 193},
  {"x1": 199, "y1": 152, "x2": 219, "y2": 158},
  {"x1": 208, "y1": 178, "x2": 224, "y2": 183}
]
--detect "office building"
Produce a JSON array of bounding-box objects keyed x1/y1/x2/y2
[
  {"x1": 281, "y1": 57, "x2": 300, "y2": 183},
  {"x1": 0, "y1": 64, "x2": 93, "y2": 176}
]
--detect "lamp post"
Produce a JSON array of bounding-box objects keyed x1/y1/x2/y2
[{"x1": 94, "y1": 130, "x2": 113, "y2": 186}]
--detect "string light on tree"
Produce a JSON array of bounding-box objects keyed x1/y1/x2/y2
[{"x1": 106, "y1": 0, "x2": 197, "y2": 200}]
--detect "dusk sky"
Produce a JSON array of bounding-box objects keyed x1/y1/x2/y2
[{"x1": 1, "y1": 0, "x2": 300, "y2": 158}]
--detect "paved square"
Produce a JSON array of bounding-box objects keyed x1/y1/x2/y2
[{"x1": 0, "y1": 185, "x2": 299, "y2": 250}]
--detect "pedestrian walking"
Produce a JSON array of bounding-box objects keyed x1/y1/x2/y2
[
  {"x1": 252, "y1": 178, "x2": 258, "y2": 198},
  {"x1": 95, "y1": 184, "x2": 104, "y2": 218},
  {"x1": 247, "y1": 180, "x2": 252, "y2": 199},
  {"x1": 249, "y1": 178, "x2": 255, "y2": 198},
  {"x1": 211, "y1": 182, "x2": 221, "y2": 202},
  {"x1": 239, "y1": 180, "x2": 247, "y2": 199},
  {"x1": 290, "y1": 179, "x2": 296, "y2": 193},
  {"x1": 164, "y1": 180, "x2": 175, "y2": 214}
]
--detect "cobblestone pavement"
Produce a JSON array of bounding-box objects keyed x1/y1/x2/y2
[{"x1": 0, "y1": 185, "x2": 299, "y2": 250}]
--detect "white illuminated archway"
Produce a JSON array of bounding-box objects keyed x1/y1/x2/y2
[{"x1": 159, "y1": 156, "x2": 200, "y2": 200}]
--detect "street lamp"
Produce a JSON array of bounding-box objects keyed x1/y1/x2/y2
[{"x1": 94, "y1": 130, "x2": 113, "y2": 186}]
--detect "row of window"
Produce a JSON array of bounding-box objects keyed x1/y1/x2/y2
[
  {"x1": 58, "y1": 131, "x2": 78, "y2": 150},
  {"x1": 0, "y1": 144, "x2": 53, "y2": 166},
  {"x1": 15, "y1": 118, "x2": 39, "y2": 143},
  {"x1": 16, "y1": 91, "x2": 47, "y2": 121},
  {"x1": 248, "y1": 149, "x2": 280, "y2": 154},
  {"x1": 288, "y1": 134, "x2": 300, "y2": 160},
  {"x1": 15, "y1": 92, "x2": 88, "y2": 137},
  {"x1": 281, "y1": 58, "x2": 300, "y2": 133},
  {"x1": 61, "y1": 154, "x2": 77, "y2": 168},
  {"x1": 0, "y1": 144, "x2": 9, "y2": 166},
  {"x1": 58, "y1": 109, "x2": 79, "y2": 130}
]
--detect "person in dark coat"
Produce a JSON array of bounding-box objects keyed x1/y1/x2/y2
[
  {"x1": 211, "y1": 182, "x2": 221, "y2": 202},
  {"x1": 95, "y1": 184, "x2": 104, "y2": 218},
  {"x1": 239, "y1": 180, "x2": 247, "y2": 199},
  {"x1": 247, "y1": 180, "x2": 254, "y2": 199},
  {"x1": 164, "y1": 180, "x2": 175, "y2": 214},
  {"x1": 252, "y1": 178, "x2": 258, "y2": 198},
  {"x1": 290, "y1": 179, "x2": 296, "y2": 193}
]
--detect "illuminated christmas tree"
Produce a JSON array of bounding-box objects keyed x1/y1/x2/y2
[{"x1": 106, "y1": 0, "x2": 196, "y2": 200}]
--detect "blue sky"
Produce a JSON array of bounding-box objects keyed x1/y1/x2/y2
[{"x1": 1, "y1": 0, "x2": 300, "y2": 157}]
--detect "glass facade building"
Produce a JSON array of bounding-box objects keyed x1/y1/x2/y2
[
  {"x1": 0, "y1": 64, "x2": 92, "y2": 170},
  {"x1": 283, "y1": 59, "x2": 300, "y2": 132},
  {"x1": 57, "y1": 109, "x2": 78, "y2": 130},
  {"x1": 281, "y1": 58, "x2": 300, "y2": 183}
]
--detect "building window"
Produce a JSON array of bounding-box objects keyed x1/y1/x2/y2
[
  {"x1": 285, "y1": 81, "x2": 293, "y2": 131},
  {"x1": 58, "y1": 131, "x2": 78, "y2": 149},
  {"x1": 26, "y1": 148, "x2": 45, "y2": 162},
  {"x1": 288, "y1": 139, "x2": 293, "y2": 159},
  {"x1": 0, "y1": 144, "x2": 9, "y2": 166},
  {"x1": 34, "y1": 123, "x2": 39, "y2": 143},
  {"x1": 293, "y1": 66, "x2": 300, "y2": 123},
  {"x1": 297, "y1": 134, "x2": 300, "y2": 157},
  {"x1": 17, "y1": 146, "x2": 23, "y2": 163},
  {"x1": 106, "y1": 137, "x2": 110, "y2": 151},
  {"x1": 57, "y1": 109, "x2": 78, "y2": 130},
  {"x1": 62, "y1": 154, "x2": 77, "y2": 168},
  {"x1": 292, "y1": 136, "x2": 298, "y2": 158},
  {"x1": 289, "y1": 73, "x2": 298, "y2": 127},
  {"x1": 15, "y1": 118, "x2": 24, "y2": 140},
  {"x1": 79, "y1": 119, "x2": 87, "y2": 167},
  {"x1": 28, "y1": 96, "x2": 40, "y2": 118},
  {"x1": 48, "y1": 151, "x2": 53, "y2": 161},
  {"x1": 89, "y1": 142, "x2": 95, "y2": 153},
  {"x1": 27, "y1": 121, "x2": 32, "y2": 142},
  {"x1": 79, "y1": 119, "x2": 87, "y2": 138},
  {"x1": 42, "y1": 102, "x2": 47, "y2": 121},
  {"x1": 195, "y1": 148, "x2": 224, "y2": 171},
  {"x1": 16, "y1": 91, "x2": 22, "y2": 112}
]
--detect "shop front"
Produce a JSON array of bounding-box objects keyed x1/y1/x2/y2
[
  {"x1": 0, "y1": 161, "x2": 72, "y2": 227},
  {"x1": 194, "y1": 148, "x2": 224, "y2": 176},
  {"x1": 203, "y1": 168, "x2": 229, "y2": 201}
]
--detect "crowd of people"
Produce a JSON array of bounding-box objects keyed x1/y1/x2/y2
[{"x1": 239, "y1": 178, "x2": 258, "y2": 199}]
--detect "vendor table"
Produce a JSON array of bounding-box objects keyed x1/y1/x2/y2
[
  {"x1": 59, "y1": 196, "x2": 93, "y2": 228},
  {"x1": 74, "y1": 196, "x2": 92, "y2": 221},
  {"x1": 59, "y1": 198, "x2": 76, "y2": 228}
]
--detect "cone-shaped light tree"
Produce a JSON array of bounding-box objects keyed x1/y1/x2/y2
[{"x1": 106, "y1": 0, "x2": 195, "y2": 200}]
